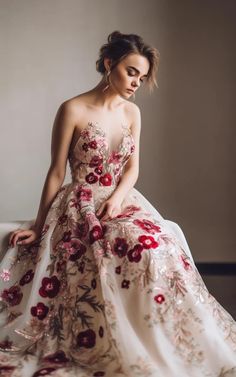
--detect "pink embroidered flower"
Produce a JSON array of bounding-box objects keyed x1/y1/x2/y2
[
  {"x1": 154, "y1": 294, "x2": 165, "y2": 304},
  {"x1": 0, "y1": 269, "x2": 11, "y2": 282},
  {"x1": 89, "y1": 155, "x2": 103, "y2": 168},
  {"x1": 116, "y1": 205, "x2": 141, "y2": 219},
  {"x1": 99, "y1": 173, "x2": 112, "y2": 186},
  {"x1": 31, "y1": 302, "x2": 49, "y2": 320},
  {"x1": 127, "y1": 244, "x2": 144, "y2": 263},
  {"x1": 19, "y1": 269, "x2": 34, "y2": 286},
  {"x1": 64, "y1": 239, "x2": 87, "y2": 261},
  {"x1": 121, "y1": 279, "x2": 130, "y2": 289},
  {"x1": 43, "y1": 350, "x2": 69, "y2": 364},
  {"x1": 76, "y1": 187, "x2": 92, "y2": 201},
  {"x1": 88, "y1": 140, "x2": 98, "y2": 149},
  {"x1": 133, "y1": 219, "x2": 161, "y2": 234},
  {"x1": 108, "y1": 151, "x2": 122, "y2": 164},
  {"x1": 0, "y1": 366, "x2": 15, "y2": 374},
  {"x1": 89, "y1": 225, "x2": 103, "y2": 244},
  {"x1": 86, "y1": 172, "x2": 99, "y2": 184},
  {"x1": 32, "y1": 367, "x2": 56, "y2": 377},
  {"x1": 1, "y1": 285, "x2": 23, "y2": 306},
  {"x1": 180, "y1": 255, "x2": 192, "y2": 270},
  {"x1": 77, "y1": 329, "x2": 96, "y2": 348},
  {"x1": 39, "y1": 276, "x2": 60, "y2": 298},
  {"x1": 138, "y1": 235, "x2": 159, "y2": 249},
  {"x1": 113, "y1": 238, "x2": 128, "y2": 258}
]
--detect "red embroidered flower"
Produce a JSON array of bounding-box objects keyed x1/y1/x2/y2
[
  {"x1": 131, "y1": 144, "x2": 135, "y2": 153},
  {"x1": 0, "y1": 339, "x2": 13, "y2": 350},
  {"x1": 89, "y1": 225, "x2": 103, "y2": 244},
  {"x1": 76, "y1": 187, "x2": 92, "y2": 201},
  {"x1": 31, "y1": 302, "x2": 49, "y2": 320},
  {"x1": 77, "y1": 329, "x2": 96, "y2": 348},
  {"x1": 64, "y1": 239, "x2": 87, "y2": 261},
  {"x1": 180, "y1": 255, "x2": 191, "y2": 270},
  {"x1": 127, "y1": 244, "x2": 144, "y2": 263},
  {"x1": 74, "y1": 221, "x2": 89, "y2": 239},
  {"x1": 62, "y1": 231, "x2": 72, "y2": 242},
  {"x1": 19, "y1": 269, "x2": 34, "y2": 286},
  {"x1": 1, "y1": 285, "x2": 23, "y2": 306},
  {"x1": 113, "y1": 238, "x2": 128, "y2": 258},
  {"x1": 43, "y1": 350, "x2": 69, "y2": 364},
  {"x1": 91, "y1": 278, "x2": 97, "y2": 289},
  {"x1": 94, "y1": 166, "x2": 103, "y2": 175},
  {"x1": 98, "y1": 326, "x2": 104, "y2": 338},
  {"x1": 115, "y1": 265, "x2": 121, "y2": 274},
  {"x1": 57, "y1": 214, "x2": 68, "y2": 225},
  {"x1": 0, "y1": 366, "x2": 15, "y2": 374},
  {"x1": 121, "y1": 279, "x2": 130, "y2": 289},
  {"x1": 133, "y1": 219, "x2": 161, "y2": 234},
  {"x1": 99, "y1": 173, "x2": 112, "y2": 186},
  {"x1": 127, "y1": 244, "x2": 143, "y2": 263},
  {"x1": 88, "y1": 140, "x2": 98, "y2": 149},
  {"x1": 116, "y1": 205, "x2": 140, "y2": 219},
  {"x1": 89, "y1": 156, "x2": 103, "y2": 167},
  {"x1": 86, "y1": 172, "x2": 99, "y2": 184},
  {"x1": 32, "y1": 367, "x2": 56, "y2": 377},
  {"x1": 39, "y1": 276, "x2": 60, "y2": 298},
  {"x1": 78, "y1": 260, "x2": 85, "y2": 273},
  {"x1": 154, "y1": 294, "x2": 165, "y2": 304},
  {"x1": 82, "y1": 143, "x2": 89, "y2": 151},
  {"x1": 138, "y1": 235, "x2": 159, "y2": 249}
]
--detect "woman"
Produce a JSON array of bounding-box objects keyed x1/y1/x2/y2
[{"x1": 0, "y1": 31, "x2": 236, "y2": 377}]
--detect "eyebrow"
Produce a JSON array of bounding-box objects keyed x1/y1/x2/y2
[{"x1": 128, "y1": 65, "x2": 148, "y2": 77}]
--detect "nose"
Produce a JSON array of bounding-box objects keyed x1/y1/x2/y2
[{"x1": 132, "y1": 80, "x2": 140, "y2": 89}]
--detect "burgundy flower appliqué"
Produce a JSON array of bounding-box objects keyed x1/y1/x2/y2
[
  {"x1": 1, "y1": 285, "x2": 23, "y2": 306},
  {"x1": 77, "y1": 329, "x2": 96, "y2": 348},
  {"x1": 39, "y1": 276, "x2": 60, "y2": 298},
  {"x1": 31, "y1": 302, "x2": 49, "y2": 320}
]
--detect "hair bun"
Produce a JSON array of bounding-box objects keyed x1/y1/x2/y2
[{"x1": 108, "y1": 30, "x2": 123, "y2": 43}]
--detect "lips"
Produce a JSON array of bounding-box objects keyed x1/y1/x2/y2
[{"x1": 127, "y1": 89, "x2": 134, "y2": 93}]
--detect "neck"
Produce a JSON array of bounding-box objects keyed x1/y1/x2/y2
[{"x1": 89, "y1": 77, "x2": 125, "y2": 110}]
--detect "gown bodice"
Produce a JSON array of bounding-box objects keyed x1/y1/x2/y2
[{"x1": 68, "y1": 121, "x2": 135, "y2": 188}]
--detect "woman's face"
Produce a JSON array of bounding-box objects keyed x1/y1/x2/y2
[{"x1": 105, "y1": 53, "x2": 150, "y2": 98}]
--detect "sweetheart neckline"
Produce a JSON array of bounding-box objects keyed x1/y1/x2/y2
[{"x1": 70, "y1": 121, "x2": 134, "y2": 157}]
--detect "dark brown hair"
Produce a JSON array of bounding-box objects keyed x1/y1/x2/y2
[{"x1": 96, "y1": 30, "x2": 160, "y2": 92}]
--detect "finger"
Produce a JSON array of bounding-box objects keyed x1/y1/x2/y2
[
  {"x1": 12, "y1": 231, "x2": 30, "y2": 247},
  {"x1": 18, "y1": 234, "x2": 35, "y2": 245},
  {"x1": 96, "y1": 203, "x2": 106, "y2": 216},
  {"x1": 9, "y1": 229, "x2": 23, "y2": 245}
]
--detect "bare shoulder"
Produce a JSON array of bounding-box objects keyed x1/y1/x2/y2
[{"x1": 123, "y1": 101, "x2": 141, "y2": 133}]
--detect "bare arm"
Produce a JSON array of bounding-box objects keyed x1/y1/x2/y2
[{"x1": 9, "y1": 101, "x2": 77, "y2": 246}]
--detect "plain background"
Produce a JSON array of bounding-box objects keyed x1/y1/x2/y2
[{"x1": 0, "y1": 0, "x2": 235, "y2": 262}]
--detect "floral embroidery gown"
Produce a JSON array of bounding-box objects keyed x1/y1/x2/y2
[{"x1": 0, "y1": 121, "x2": 236, "y2": 377}]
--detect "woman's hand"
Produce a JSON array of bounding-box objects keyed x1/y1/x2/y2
[
  {"x1": 8, "y1": 226, "x2": 41, "y2": 247},
  {"x1": 96, "y1": 195, "x2": 123, "y2": 221}
]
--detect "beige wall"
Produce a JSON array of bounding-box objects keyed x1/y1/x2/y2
[{"x1": 0, "y1": 0, "x2": 235, "y2": 262}]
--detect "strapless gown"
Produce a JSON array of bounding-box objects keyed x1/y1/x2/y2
[{"x1": 0, "y1": 121, "x2": 236, "y2": 377}]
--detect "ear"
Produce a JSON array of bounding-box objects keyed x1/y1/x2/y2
[{"x1": 104, "y1": 57, "x2": 112, "y2": 71}]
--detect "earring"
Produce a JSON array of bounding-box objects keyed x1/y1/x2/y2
[{"x1": 102, "y1": 70, "x2": 111, "y2": 92}]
